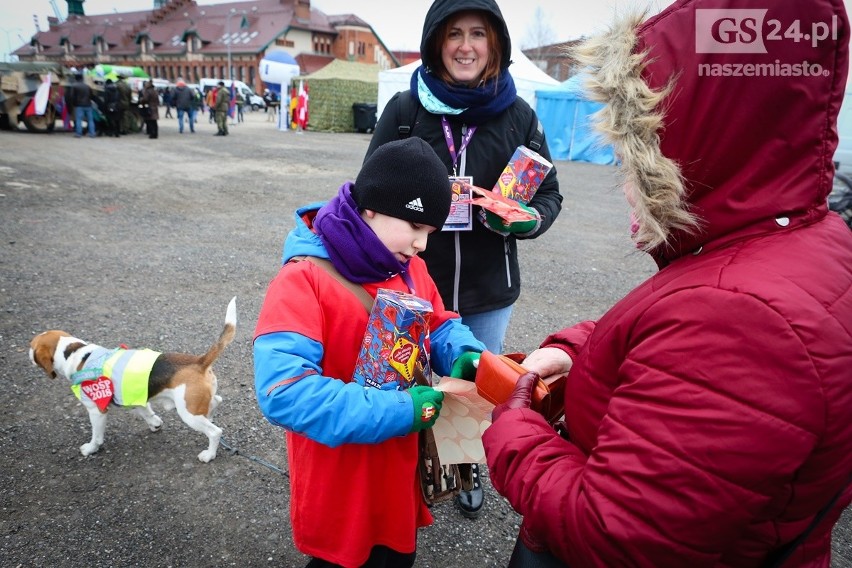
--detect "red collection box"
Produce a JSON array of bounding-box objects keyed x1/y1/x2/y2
[{"x1": 353, "y1": 289, "x2": 433, "y2": 390}]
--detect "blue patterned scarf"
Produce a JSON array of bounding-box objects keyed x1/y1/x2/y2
[
  {"x1": 314, "y1": 183, "x2": 413, "y2": 287},
  {"x1": 410, "y1": 65, "x2": 517, "y2": 125}
]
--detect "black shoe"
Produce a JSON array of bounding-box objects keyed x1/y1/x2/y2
[{"x1": 455, "y1": 463, "x2": 484, "y2": 519}]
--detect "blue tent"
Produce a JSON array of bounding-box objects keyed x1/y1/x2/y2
[{"x1": 535, "y1": 75, "x2": 616, "y2": 165}]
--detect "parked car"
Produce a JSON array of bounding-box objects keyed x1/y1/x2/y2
[{"x1": 199, "y1": 78, "x2": 265, "y2": 110}]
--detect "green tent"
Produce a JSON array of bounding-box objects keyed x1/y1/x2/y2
[{"x1": 295, "y1": 60, "x2": 380, "y2": 133}]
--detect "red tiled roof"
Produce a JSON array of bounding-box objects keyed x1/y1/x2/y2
[{"x1": 295, "y1": 53, "x2": 335, "y2": 75}]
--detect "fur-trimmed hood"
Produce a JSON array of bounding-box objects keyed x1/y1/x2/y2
[{"x1": 575, "y1": 0, "x2": 849, "y2": 263}]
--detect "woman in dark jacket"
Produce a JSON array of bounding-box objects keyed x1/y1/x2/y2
[
  {"x1": 141, "y1": 80, "x2": 160, "y2": 139},
  {"x1": 364, "y1": 0, "x2": 562, "y2": 520}
]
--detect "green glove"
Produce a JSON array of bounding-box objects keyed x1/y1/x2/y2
[
  {"x1": 485, "y1": 203, "x2": 539, "y2": 234},
  {"x1": 408, "y1": 385, "x2": 444, "y2": 433},
  {"x1": 450, "y1": 351, "x2": 481, "y2": 381}
]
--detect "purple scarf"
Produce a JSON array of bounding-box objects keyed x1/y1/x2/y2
[{"x1": 314, "y1": 183, "x2": 414, "y2": 290}]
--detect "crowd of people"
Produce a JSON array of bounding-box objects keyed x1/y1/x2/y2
[
  {"x1": 59, "y1": 74, "x2": 252, "y2": 139},
  {"x1": 252, "y1": 0, "x2": 852, "y2": 567}
]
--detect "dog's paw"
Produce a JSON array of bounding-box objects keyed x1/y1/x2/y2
[
  {"x1": 197, "y1": 449, "x2": 217, "y2": 463},
  {"x1": 80, "y1": 442, "x2": 100, "y2": 456},
  {"x1": 146, "y1": 415, "x2": 163, "y2": 432}
]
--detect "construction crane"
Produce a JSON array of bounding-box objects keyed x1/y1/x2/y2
[{"x1": 49, "y1": 0, "x2": 66, "y2": 23}]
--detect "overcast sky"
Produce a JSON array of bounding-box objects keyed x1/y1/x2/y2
[{"x1": 0, "y1": 0, "x2": 661, "y2": 62}]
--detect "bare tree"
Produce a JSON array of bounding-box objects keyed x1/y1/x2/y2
[{"x1": 521, "y1": 7, "x2": 557, "y2": 62}]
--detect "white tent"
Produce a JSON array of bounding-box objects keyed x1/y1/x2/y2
[{"x1": 377, "y1": 46, "x2": 559, "y2": 120}]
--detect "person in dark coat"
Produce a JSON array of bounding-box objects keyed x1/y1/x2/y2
[
  {"x1": 69, "y1": 73, "x2": 96, "y2": 138},
  {"x1": 363, "y1": 0, "x2": 563, "y2": 520},
  {"x1": 102, "y1": 79, "x2": 121, "y2": 138},
  {"x1": 173, "y1": 79, "x2": 196, "y2": 133},
  {"x1": 141, "y1": 80, "x2": 160, "y2": 139},
  {"x1": 482, "y1": 0, "x2": 852, "y2": 566}
]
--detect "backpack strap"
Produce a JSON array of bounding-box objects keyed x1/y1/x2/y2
[
  {"x1": 289, "y1": 256, "x2": 373, "y2": 312},
  {"x1": 396, "y1": 91, "x2": 419, "y2": 139},
  {"x1": 527, "y1": 112, "x2": 544, "y2": 152}
]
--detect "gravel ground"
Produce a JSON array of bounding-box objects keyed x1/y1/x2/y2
[{"x1": 1, "y1": 110, "x2": 849, "y2": 568}]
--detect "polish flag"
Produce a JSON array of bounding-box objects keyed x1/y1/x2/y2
[
  {"x1": 26, "y1": 72, "x2": 53, "y2": 116},
  {"x1": 296, "y1": 80, "x2": 309, "y2": 130}
]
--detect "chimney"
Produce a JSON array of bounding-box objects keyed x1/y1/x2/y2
[{"x1": 295, "y1": 0, "x2": 310, "y2": 22}]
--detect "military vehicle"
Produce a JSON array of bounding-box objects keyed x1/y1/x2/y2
[{"x1": 0, "y1": 62, "x2": 68, "y2": 133}]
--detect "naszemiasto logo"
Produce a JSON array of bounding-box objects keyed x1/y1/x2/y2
[{"x1": 695, "y1": 9, "x2": 839, "y2": 77}]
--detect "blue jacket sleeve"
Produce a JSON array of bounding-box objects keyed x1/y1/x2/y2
[
  {"x1": 254, "y1": 331, "x2": 413, "y2": 447},
  {"x1": 429, "y1": 317, "x2": 487, "y2": 377}
]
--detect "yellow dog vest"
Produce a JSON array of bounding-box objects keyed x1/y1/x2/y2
[{"x1": 71, "y1": 347, "x2": 160, "y2": 407}]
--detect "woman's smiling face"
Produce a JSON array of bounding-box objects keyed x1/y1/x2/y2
[{"x1": 441, "y1": 12, "x2": 490, "y2": 86}]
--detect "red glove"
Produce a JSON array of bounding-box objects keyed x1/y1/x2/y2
[{"x1": 490, "y1": 371, "x2": 540, "y2": 422}]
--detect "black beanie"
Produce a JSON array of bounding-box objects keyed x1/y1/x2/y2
[{"x1": 353, "y1": 138, "x2": 451, "y2": 228}]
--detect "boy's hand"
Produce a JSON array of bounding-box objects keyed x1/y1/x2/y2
[
  {"x1": 408, "y1": 386, "x2": 444, "y2": 432},
  {"x1": 450, "y1": 351, "x2": 482, "y2": 381},
  {"x1": 485, "y1": 203, "x2": 539, "y2": 234}
]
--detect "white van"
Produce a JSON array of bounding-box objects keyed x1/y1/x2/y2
[{"x1": 199, "y1": 78, "x2": 265, "y2": 110}]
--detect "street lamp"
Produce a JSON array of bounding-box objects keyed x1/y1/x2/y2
[
  {"x1": 225, "y1": 8, "x2": 248, "y2": 82},
  {"x1": 226, "y1": 8, "x2": 235, "y2": 82}
]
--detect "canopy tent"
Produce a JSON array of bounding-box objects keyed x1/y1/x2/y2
[
  {"x1": 534, "y1": 74, "x2": 616, "y2": 165},
  {"x1": 376, "y1": 46, "x2": 559, "y2": 120},
  {"x1": 295, "y1": 60, "x2": 380, "y2": 132}
]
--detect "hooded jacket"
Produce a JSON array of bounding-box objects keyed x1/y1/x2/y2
[
  {"x1": 365, "y1": 0, "x2": 562, "y2": 316},
  {"x1": 483, "y1": 0, "x2": 852, "y2": 566},
  {"x1": 253, "y1": 200, "x2": 486, "y2": 567}
]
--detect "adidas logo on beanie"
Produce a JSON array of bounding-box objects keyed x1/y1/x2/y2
[{"x1": 353, "y1": 138, "x2": 451, "y2": 228}]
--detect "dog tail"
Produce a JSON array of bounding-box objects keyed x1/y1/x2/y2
[{"x1": 199, "y1": 296, "x2": 237, "y2": 370}]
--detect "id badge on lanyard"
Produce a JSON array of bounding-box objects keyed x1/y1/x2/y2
[
  {"x1": 444, "y1": 176, "x2": 473, "y2": 231},
  {"x1": 441, "y1": 116, "x2": 476, "y2": 232}
]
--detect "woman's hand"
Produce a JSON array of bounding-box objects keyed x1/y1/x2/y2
[{"x1": 521, "y1": 347, "x2": 573, "y2": 379}]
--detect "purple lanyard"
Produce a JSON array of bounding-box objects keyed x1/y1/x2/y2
[{"x1": 441, "y1": 115, "x2": 476, "y2": 175}]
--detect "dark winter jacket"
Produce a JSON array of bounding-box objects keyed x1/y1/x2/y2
[
  {"x1": 173, "y1": 85, "x2": 194, "y2": 110},
  {"x1": 141, "y1": 85, "x2": 159, "y2": 120},
  {"x1": 103, "y1": 83, "x2": 120, "y2": 111},
  {"x1": 365, "y1": 0, "x2": 562, "y2": 316},
  {"x1": 483, "y1": 0, "x2": 852, "y2": 566},
  {"x1": 68, "y1": 80, "x2": 93, "y2": 108}
]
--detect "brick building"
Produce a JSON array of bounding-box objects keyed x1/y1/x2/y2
[{"x1": 12, "y1": 0, "x2": 400, "y2": 94}]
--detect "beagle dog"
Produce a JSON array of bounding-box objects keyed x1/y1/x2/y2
[{"x1": 29, "y1": 297, "x2": 237, "y2": 463}]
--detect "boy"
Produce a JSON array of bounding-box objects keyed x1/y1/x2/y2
[{"x1": 254, "y1": 138, "x2": 486, "y2": 568}]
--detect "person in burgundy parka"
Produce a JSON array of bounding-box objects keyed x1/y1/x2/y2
[{"x1": 482, "y1": 0, "x2": 852, "y2": 566}]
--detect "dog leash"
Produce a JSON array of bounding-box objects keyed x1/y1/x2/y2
[{"x1": 218, "y1": 437, "x2": 287, "y2": 476}]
